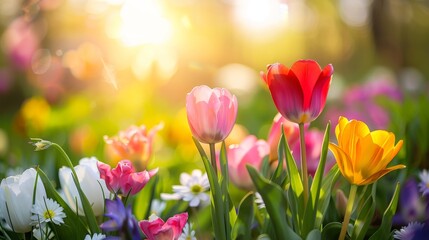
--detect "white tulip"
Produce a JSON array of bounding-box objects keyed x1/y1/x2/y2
[
  {"x1": 59, "y1": 157, "x2": 109, "y2": 216},
  {"x1": 0, "y1": 168, "x2": 46, "y2": 233}
]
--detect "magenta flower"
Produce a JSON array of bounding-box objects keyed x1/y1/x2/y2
[
  {"x1": 267, "y1": 113, "x2": 333, "y2": 176},
  {"x1": 186, "y1": 85, "x2": 238, "y2": 144},
  {"x1": 139, "y1": 213, "x2": 188, "y2": 240},
  {"x1": 267, "y1": 113, "x2": 301, "y2": 162},
  {"x1": 261, "y1": 60, "x2": 334, "y2": 123},
  {"x1": 97, "y1": 160, "x2": 158, "y2": 196},
  {"x1": 227, "y1": 135, "x2": 270, "y2": 189},
  {"x1": 104, "y1": 123, "x2": 163, "y2": 170}
]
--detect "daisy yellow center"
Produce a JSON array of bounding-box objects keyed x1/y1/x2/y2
[
  {"x1": 44, "y1": 210, "x2": 55, "y2": 219},
  {"x1": 191, "y1": 184, "x2": 202, "y2": 193},
  {"x1": 426, "y1": 182, "x2": 429, "y2": 188}
]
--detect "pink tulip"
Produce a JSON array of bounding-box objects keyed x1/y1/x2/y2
[
  {"x1": 267, "y1": 113, "x2": 333, "y2": 176},
  {"x1": 139, "y1": 212, "x2": 188, "y2": 240},
  {"x1": 267, "y1": 113, "x2": 301, "y2": 162},
  {"x1": 186, "y1": 85, "x2": 238, "y2": 144},
  {"x1": 227, "y1": 135, "x2": 270, "y2": 190},
  {"x1": 97, "y1": 160, "x2": 158, "y2": 196},
  {"x1": 261, "y1": 60, "x2": 333, "y2": 124},
  {"x1": 104, "y1": 123, "x2": 163, "y2": 170}
]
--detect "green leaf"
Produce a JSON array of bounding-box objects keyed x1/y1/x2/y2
[
  {"x1": 134, "y1": 175, "x2": 158, "y2": 220},
  {"x1": 281, "y1": 128, "x2": 304, "y2": 232},
  {"x1": 303, "y1": 123, "x2": 330, "y2": 236},
  {"x1": 352, "y1": 184, "x2": 377, "y2": 240},
  {"x1": 51, "y1": 143, "x2": 100, "y2": 234},
  {"x1": 369, "y1": 183, "x2": 401, "y2": 240},
  {"x1": 247, "y1": 165, "x2": 301, "y2": 240},
  {"x1": 314, "y1": 165, "x2": 340, "y2": 227},
  {"x1": 271, "y1": 134, "x2": 287, "y2": 187},
  {"x1": 321, "y1": 222, "x2": 342, "y2": 240},
  {"x1": 192, "y1": 138, "x2": 227, "y2": 240},
  {"x1": 219, "y1": 142, "x2": 236, "y2": 238},
  {"x1": 232, "y1": 193, "x2": 254, "y2": 240},
  {"x1": 36, "y1": 167, "x2": 89, "y2": 239},
  {"x1": 305, "y1": 229, "x2": 321, "y2": 240}
]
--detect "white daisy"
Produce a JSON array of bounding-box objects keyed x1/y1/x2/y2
[
  {"x1": 32, "y1": 224, "x2": 54, "y2": 240},
  {"x1": 161, "y1": 169, "x2": 210, "y2": 207},
  {"x1": 179, "y1": 222, "x2": 196, "y2": 240},
  {"x1": 255, "y1": 192, "x2": 265, "y2": 209},
  {"x1": 418, "y1": 170, "x2": 429, "y2": 196},
  {"x1": 84, "y1": 233, "x2": 106, "y2": 240},
  {"x1": 393, "y1": 222, "x2": 425, "y2": 240},
  {"x1": 150, "y1": 199, "x2": 166, "y2": 216},
  {"x1": 31, "y1": 198, "x2": 66, "y2": 226}
]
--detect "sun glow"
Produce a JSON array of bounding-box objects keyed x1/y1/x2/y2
[
  {"x1": 118, "y1": 0, "x2": 172, "y2": 46},
  {"x1": 233, "y1": 0, "x2": 288, "y2": 33}
]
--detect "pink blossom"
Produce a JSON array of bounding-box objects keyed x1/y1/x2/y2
[
  {"x1": 139, "y1": 212, "x2": 188, "y2": 240},
  {"x1": 186, "y1": 85, "x2": 238, "y2": 144},
  {"x1": 97, "y1": 160, "x2": 158, "y2": 196},
  {"x1": 227, "y1": 135, "x2": 270, "y2": 190},
  {"x1": 267, "y1": 113, "x2": 333, "y2": 176},
  {"x1": 104, "y1": 123, "x2": 163, "y2": 170}
]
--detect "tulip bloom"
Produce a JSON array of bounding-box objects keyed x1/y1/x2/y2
[
  {"x1": 139, "y1": 212, "x2": 188, "y2": 240},
  {"x1": 267, "y1": 113, "x2": 333, "y2": 176},
  {"x1": 104, "y1": 123, "x2": 163, "y2": 170},
  {"x1": 261, "y1": 60, "x2": 334, "y2": 124},
  {"x1": 329, "y1": 116, "x2": 405, "y2": 185},
  {"x1": 59, "y1": 157, "x2": 109, "y2": 216},
  {"x1": 186, "y1": 85, "x2": 238, "y2": 144},
  {"x1": 97, "y1": 159, "x2": 158, "y2": 196},
  {"x1": 227, "y1": 135, "x2": 270, "y2": 189},
  {"x1": 0, "y1": 168, "x2": 46, "y2": 233},
  {"x1": 267, "y1": 113, "x2": 301, "y2": 162}
]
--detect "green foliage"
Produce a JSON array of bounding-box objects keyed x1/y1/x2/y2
[{"x1": 36, "y1": 167, "x2": 89, "y2": 239}]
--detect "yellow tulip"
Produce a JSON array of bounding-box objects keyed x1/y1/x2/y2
[{"x1": 329, "y1": 116, "x2": 405, "y2": 185}]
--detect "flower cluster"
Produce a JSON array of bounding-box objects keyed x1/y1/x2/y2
[{"x1": 0, "y1": 59, "x2": 409, "y2": 240}]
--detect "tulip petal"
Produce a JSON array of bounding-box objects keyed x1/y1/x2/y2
[
  {"x1": 329, "y1": 143, "x2": 354, "y2": 184},
  {"x1": 309, "y1": 64, "x2": 333, "y2": 119},
  {"x1": 358, "y1": 164, "x2": 406, "y2": 185},
  {"x1": 267, "y1": 63, "x2": 304, "y2": 122},
  {"x1": 290, "y1": 60, "x2": 322, "y2": 108},
  {"x1": 338, "y1": 119, "x2": 370, "y2": 161}
]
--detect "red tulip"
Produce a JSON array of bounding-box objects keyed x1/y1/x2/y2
[
  {"x1": 186, "y1": 85, "x2": 238, "y2": 144},
  {"x1": 261, "y1": 60, "x2": 334, "y2": 124}
]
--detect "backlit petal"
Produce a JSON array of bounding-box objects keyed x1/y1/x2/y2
[
  {"x1": 329, "y1": 143, "x2": 354, "y2": 184},
  {"x1": 267, "y1": 64, "x2": 304, "y2": 122}
]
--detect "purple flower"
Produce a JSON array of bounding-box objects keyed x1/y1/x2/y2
[
  {"x1": 393, "y1": 179, "x2": 429, "y2": 226},
  {"x1": 418, "y1": 170, "x2": 429, "y2": 196},
  {"x1": 100, "y1": 197, "x2": 141, "y2": 240},
  {"x1": 393, "y1": 222, "x2": 425, "y2": 240}
]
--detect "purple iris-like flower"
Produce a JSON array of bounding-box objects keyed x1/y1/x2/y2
[
  {"x1": 100, "y1": 197, "x2": 141, "y2": 240},
  {"x1": 418, "y1": 170, "x2": 429, "y2": 196},
  {"x1": 393, "y1": 179, "x2": 429, "y2": 226},
  {"x1": 393, "y1": 222, "x2": 425, "y2": 240}
]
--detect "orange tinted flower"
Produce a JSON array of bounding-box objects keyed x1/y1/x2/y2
[
  {"x1": 104, "y1": 123, "x2": 163, "y2": 170},
  {"x1": 329, "y1": 117, "x2": 405, "y2": 185}
]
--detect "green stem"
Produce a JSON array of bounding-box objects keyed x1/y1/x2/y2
[
  {"x1": 299, "y1": 123, "x2": 309, "y2": 206},
  {"x1": 209, "y1": 143, "x2": 218, "y2": 176},
  {"x1": 339, "y1": 185, "x2": 358, "y2": 240}
]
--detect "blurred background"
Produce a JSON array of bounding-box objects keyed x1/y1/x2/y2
[{"x1": 1, "y1": 0, "x2": 429, "y2": 210}]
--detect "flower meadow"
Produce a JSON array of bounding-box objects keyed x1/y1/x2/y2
[
  {"x1": 1, "y1": 2, "x2": 429, "y2": 240},
  {"x1": 2, "y1": 58, "x2": 429, "y2": 240}
]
